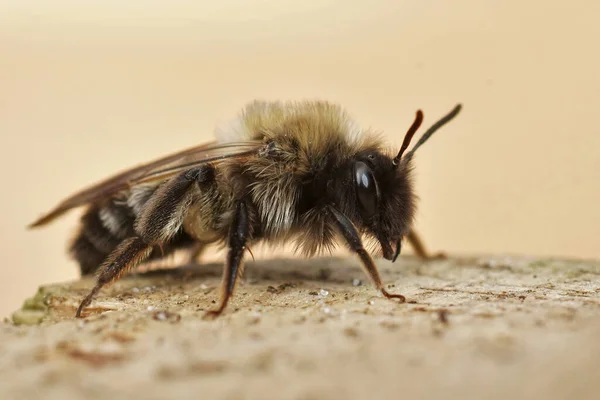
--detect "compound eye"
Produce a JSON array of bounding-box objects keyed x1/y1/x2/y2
[{"x1": 354, "y1": 161, "x2": 379, "y2": 219}]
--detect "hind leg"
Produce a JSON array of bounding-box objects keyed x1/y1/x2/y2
[
  {"x1": 75, "y1": 166, "x2": 215, "y2": 317},
  {"x1": 76, "y1": 237, "x2": 152, "y2": 317}
]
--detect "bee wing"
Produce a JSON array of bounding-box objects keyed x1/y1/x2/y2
[{"x1": 29, "y1": 140, "x2": 264, "y2": 228}]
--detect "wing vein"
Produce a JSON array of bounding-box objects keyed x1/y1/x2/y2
[{"x1": 29, "y1": 140, "x2": 264, "y2": 228}]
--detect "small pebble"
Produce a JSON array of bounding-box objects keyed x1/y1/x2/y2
[
  {"x1": 131, "y1": 287, "x2": 140, "y2": 293},
  {"x1": 147, "y1": 306, "x2": 155, "y2": 311},
  {"x1": 352, "y1": 279, "x2": 363, "y2": 287},
  {"x1": 154, "y1": 312, "x2": 168, "y2": 321},
  {"x1": 319, "y1": 289, "x2": 329, "y2": 297},
  {"x1": 152, "y1": 311, "x2": 181, "y2": 323}
]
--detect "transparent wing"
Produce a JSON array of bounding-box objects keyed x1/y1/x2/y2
[{"x1": 29, "y1": 140, "x2": 264, "y2": 228}]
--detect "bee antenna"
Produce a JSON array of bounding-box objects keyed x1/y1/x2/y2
[
  {"x1": 404, "y1": 104, "x2": 462, "y2": 162},
  {"x1": 392, "y1": 109, "x2": 423, "y2": 167}
]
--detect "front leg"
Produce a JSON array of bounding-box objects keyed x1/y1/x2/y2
[
  {"x1": 405, "y1": 229, "x2": 447, "y2": 261},
  {"x1": 328, "y1": 206, "x2": 406, "y2": 302},
  {"x1": 204, "y1": 200, "x2": 250, "y2": 318}
]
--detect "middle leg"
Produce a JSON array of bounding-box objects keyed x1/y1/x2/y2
[{"x1": 204, "y1": 200, "x2": 250, "y2": 318}]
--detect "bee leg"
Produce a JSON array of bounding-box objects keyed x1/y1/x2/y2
[
  {"x1": 76, "y1": 237, "x2": 152, "y2": 317},
  {"x1": 204, "y1": 200, "x2": 249, "y2": 319},
  {"x1": 182, "y1": 242, "x2": 207, "y2": 265},
  {"x1": 405, "y1": 229, "x2": 447, "y2": 261},
  {"x1": 76, "y1": 166, "x2": 215, "y2": 318},
  {"x1": 328, "y1": 206, "x2": 406, "y2": 302}
]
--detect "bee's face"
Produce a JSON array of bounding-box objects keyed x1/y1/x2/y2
[{"x1": 332, "y1": 151, "x2": 416, "y2": 260}]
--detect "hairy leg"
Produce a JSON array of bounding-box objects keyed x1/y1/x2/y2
[
  {"x1": 75, "y1": 166, "x2": 215, "y2": 317},
  {"x1": 76, "y1": 237, "x2": 152, "y2": 317}
]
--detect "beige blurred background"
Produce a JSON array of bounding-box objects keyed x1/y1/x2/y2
[{"x1": 1, "y1": 0, "x2": 599, "y2": 318}]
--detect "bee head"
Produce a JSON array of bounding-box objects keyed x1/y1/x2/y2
[
  {"x1": 332, "y1": 104, "x2": 462, "y2": 262},
  {"x1": 348, "y1": 151, "x2": 415, "y2": 261}
]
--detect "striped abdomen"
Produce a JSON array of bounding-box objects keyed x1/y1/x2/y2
[{"x1": 69, "y1": 186, "x2": 195, "y2": 276}]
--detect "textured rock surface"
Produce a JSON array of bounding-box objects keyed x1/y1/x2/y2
[{"x1": 2, "y1": 255, "x2": 600, "y2": 400}]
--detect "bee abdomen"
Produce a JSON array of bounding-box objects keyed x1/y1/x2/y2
[
  {"x1": 70, "y1": 193, "x2": 199, "y2": 276},
  {"x1": 70, "y1": 201, "x2": 138, "y2": 275}
]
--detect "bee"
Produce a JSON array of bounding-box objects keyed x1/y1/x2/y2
[{"x1": 29, "y1": 100, "x2": 462, "y2": 318}]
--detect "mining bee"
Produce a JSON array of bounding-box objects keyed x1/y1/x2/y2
[{"x1": 29, "y1": 100, "x2": 462, "y2": 317}]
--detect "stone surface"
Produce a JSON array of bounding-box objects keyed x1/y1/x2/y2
[{"x1": 2, "y1": 255, "x2": 600, "y2": 400}]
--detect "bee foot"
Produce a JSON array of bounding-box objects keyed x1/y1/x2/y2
[
  {"x1": 203, "y1": 308, "x2": 225, "y2": 320},
  {"x1": 380, "y1": 288, "x2": 406, "y2": 303}
]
